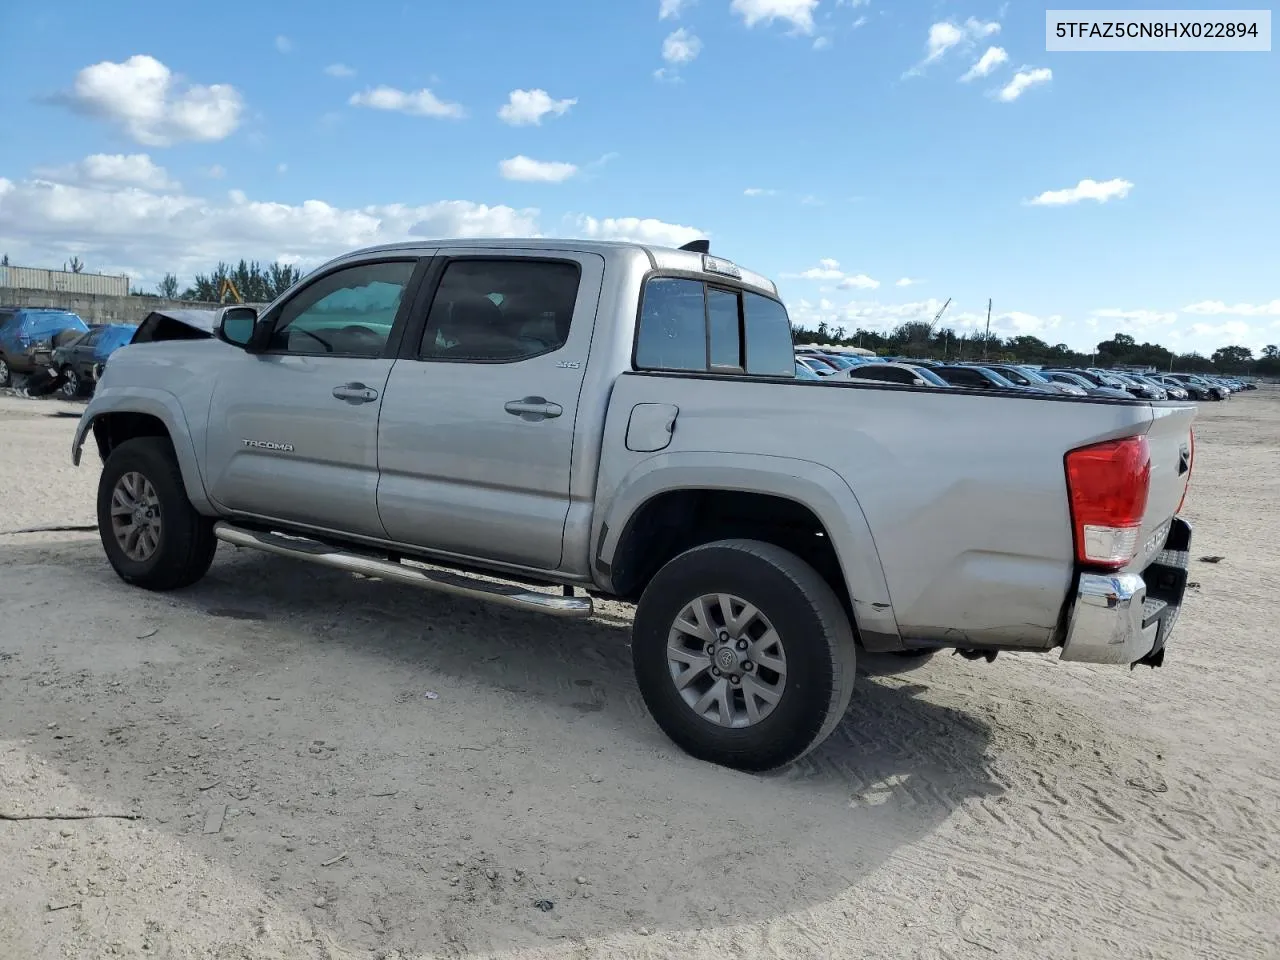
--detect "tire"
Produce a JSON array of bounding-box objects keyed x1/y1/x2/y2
[
  {"x1": 61, "y1": 366, "x2": 81, "y2": 399},
  {"x1": 632, "y1": 539, "x2": 857, "y2": 772},
  {"x1": 0, "y1": 356, "x2": 10, "y2": 387},
  {"x1": 97, "y1": 437, "x2": 217, "y2": 591}
]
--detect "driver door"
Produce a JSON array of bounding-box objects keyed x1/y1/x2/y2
[{"x1": 204, "y1": 256, "x2": 428, "y2": 539}]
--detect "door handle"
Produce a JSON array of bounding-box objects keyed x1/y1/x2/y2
[
  {"x1": 332, "y1": 382, "x2": 379, "y2": 404},
  {"x1": 504, "y1": 396, "x2": 563, "y2": 421}
]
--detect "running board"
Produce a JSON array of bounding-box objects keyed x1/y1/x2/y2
[{"x1": 213, "y1": 522, "x2": 594, "y2": 619}]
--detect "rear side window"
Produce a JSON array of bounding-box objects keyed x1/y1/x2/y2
[
  {"x1": 635, "y1": 278, "x2": 794, "y2": 376},
  {"x1": 634, "y1": 278, "x2": 707, "y2": 371},
  {"x1": 706, "y1": 288, "x2": 741, "y2": 369},
  {"x1": 944, "y1": 368, "x2": 986, "y2": 388},
  {"x1": 420, "y1": 259, "x2": 580, "y2": 362},
  {"x1": 742, "y1": 293, "x2": 797, "y2": 376}
]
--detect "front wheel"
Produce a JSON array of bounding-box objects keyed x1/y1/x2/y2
[
  {"x1": 97, "y1": 437, "x2": 217, "y2": 590},
  {"x1": 61, "y1": 366, "x2": 82, "y2": 398},
  {"x1": 0, "y1": 356, "x2": 10, "y2": 387},
  {"x1": 632, "y1": 539, "x2": 857, "y2": 772}
]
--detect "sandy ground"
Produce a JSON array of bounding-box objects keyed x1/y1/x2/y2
[{"x1": 0, "y1": 387, "x2": 1277, "y2": 960}]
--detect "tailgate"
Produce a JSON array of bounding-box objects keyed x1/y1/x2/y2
[{"x1": 1134, "y1": 403, "x2": 1196, "y2": 569}]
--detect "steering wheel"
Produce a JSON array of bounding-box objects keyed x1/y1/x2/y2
[{"x1": 278, "y1": 326, "x2": 331, "y2": 353}]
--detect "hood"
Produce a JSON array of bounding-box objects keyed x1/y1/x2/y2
[{"x1": 130, "y1": 307, "x2": 222, "y2": 343}]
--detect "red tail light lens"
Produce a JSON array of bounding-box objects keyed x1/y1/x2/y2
[
  {"x1": 1065, "y1": 436, "x2": 1151, "y2": 569},
  {"x1": 1176, "y1": 428, "x2": 1195, "y2": 514}
]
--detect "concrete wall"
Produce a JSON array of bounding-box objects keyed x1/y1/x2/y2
[{"x1": 0, "y1": 288, "x2": 221, "y2": 324}]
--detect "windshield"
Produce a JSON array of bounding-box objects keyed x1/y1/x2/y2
[
  {"x1": 976, "y1": 367, "x2": 1017, "y2": 388},
  {"x1": 794, "y1": 361, "x2": 821, "y2": 380},
  {"x1": 1013, "y1": 367, "x2": 1053, "y2": 385},
  {"x1": 819, "y1": 355, "x2": 858, "y2": 369},
  {"x1": 911, "y1": 366, "x2": 949, "y2": 387}
]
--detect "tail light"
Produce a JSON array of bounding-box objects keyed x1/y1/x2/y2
[
  {"x1": 1176, "y1": 428, "x2": 1195, "y2": 513},
  {"x1": 1065, "y1": 435, "x2": 1151, "y2": 569}
]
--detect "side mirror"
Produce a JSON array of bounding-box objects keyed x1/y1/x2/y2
[{"x1": 217, "y1": 307, "x2": 258, "y2": 348}]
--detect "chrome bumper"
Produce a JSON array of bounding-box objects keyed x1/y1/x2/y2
[{"x1": 1060, "y1": 517, "x2": 1192, "y2": 668}]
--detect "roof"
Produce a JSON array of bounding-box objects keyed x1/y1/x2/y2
[{"x1": 323, "y1": 238, "x2": 780, "y2": 297}]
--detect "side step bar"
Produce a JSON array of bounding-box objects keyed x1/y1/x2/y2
[{"x1": 213, "y1": 522, "x2": 594, "y2": 619}]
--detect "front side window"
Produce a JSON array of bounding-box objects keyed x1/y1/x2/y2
[
  {"x1": 419, "y1": 259, "x2": 580, "y2": 362},
  {"x1": 269, "y1": 260, "x2": 415, "y2": 357}
]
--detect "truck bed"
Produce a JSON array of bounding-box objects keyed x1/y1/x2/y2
[{"x1": 594, "y1": 374, "x2": 1195, "y2": 652}]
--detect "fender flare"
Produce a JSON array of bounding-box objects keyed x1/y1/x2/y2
[
  {"x1": 72, "y1": 387, "x2": 214, "y2": 515},
  {"x1": 592, "y1": 452, "x2": 901, "y2": 649}
]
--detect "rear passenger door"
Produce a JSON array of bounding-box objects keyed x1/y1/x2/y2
[{"x1": 377, "y1": 249, "x2": 605, "y2": 571}]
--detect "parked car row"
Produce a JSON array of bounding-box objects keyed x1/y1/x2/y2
[
  {"x1": 0, "y1": 307, "x2": 89, "y2": 387},
  {"x1": 792, "y1": 347, "x2": 1257, "y2": 401},
  {"x1": 0, "y1": 305, "x2": 139, "y2": 397}
]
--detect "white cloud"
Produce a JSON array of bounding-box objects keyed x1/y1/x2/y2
[
  {"x1": 1091, "y1": 307, "x2": 1177, "y2": 327},
  {"x1": 277, "y1": 163, "x2": 288, "y2": 174},
  {"x1": 662, "y1": 28, "x2": 703, "y2": 64},
  {"x1": 996, "y1": 67, "x2": 1052, "y2": 102},
  {"x1": 907, "y1": 18, "x2": 1001, "y2": 75},
  {"x1": 782, "y1": 258, "x2": 880, "y2": 288},
  {"x1": 659, "y1": 0, "x2": 693, "y2": 18},
  {"x1": 324, "y1": 63, "x2": 356, "y2": 78},
  {"x1": 349, "y1": 86, "x2": 465, "y2": 119},
  {"x1": 570, "y1": 215, "x2": 705, "y2": 248},
  {"x1": 499, "y1": 155, "x2": 579, "y2": 183},
  {"x1": 789, "y1": 296, "x2": 950, "y2": 332},
  {"x1": 1028, "y1": 177, "x2": 1133, "y2": 206},
  {"x1": 896, "y1": 277, "x2": 922, "y2": 287},
  {"x1": 731, "y1": 0, "x2": 820, "y2": 33},
  {"x1": 813, "y1": 36, "x2": 831, "y2": 50},
  {"x1": 59, "y1": 55, "x2": 243, "y2": 147},
  {"x1": 1183, "y1": 300, "x2": 1280, "y2": 317},
  {"x1": 925, "y1": 22, "x2": 966, "y2": 62},
  {"x1": 205, "y1": 164, "x2": 226, "y2": 180},
  {"x1": 838, "y1": 274, "x2": 879, "y2": 290},
  {"x1": 743, "y1": 187, "x2": 777, "y2": 196},
  {"x1": 275, "y1": 35, "x2": 293, "y2": 54},
  {"x1": 1190, "y1": 320, "x2": 1253, "y2": 342},
  {"x1": 497, "y1": 89, "x2": 577, "y2": 126},
  {"x1": 36, "y1": 153, "x2": 179, "y2": 192},
  {"x1": 960, "y1": 46, "x2": 1008, "y2": 81},
  {"x1": 0, "y1": 167, "x2": 538, "y2": 288}
]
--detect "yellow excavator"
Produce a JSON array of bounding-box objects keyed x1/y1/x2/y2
[{"x1": 217, "y1": 278, "x2": 243, "y2": 304}]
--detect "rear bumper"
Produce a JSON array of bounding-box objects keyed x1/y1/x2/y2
[{"x1": 1060, "y1": 517, "x2": 1192, "y2": 668}]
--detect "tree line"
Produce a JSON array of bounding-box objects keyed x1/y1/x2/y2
[
  {"x1": 152, "y1": 260, "x2": 306, "y2": 304},
  {"x1": 794, "y1": 321, "x2": 1279, "y2": 377}
]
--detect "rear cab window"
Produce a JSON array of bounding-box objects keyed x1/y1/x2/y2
[{"x1": 634, "y1": 277, "x2": 794, "y2": 377}]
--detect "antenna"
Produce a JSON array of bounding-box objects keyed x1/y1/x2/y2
[{"x1": 678, "y1": 239, "x2": 710, "y2": 254}]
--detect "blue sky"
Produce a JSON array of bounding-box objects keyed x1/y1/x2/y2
[{"x1": 0, "y1": 0, "x2": 1276, "y2": 354}]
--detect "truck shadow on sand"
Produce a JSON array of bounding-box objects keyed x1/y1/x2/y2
[{"x1": 1, "y1": 540, "x2": 1003, "y2": 955}]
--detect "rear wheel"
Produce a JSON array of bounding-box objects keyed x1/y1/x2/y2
[
  {"x1": 632, "y1": 539, "x2": 856, "y2": 771},
  {"x1": 0, "y1": 356, "x2": 10, "y2": 387},
  {"x1": 97, "y1": 437, "x2": 217, "y2": 590}
]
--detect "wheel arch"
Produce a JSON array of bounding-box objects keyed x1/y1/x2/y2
[
  {"x1": 74, "y1": 389, "x2": 214, "y2": 515},
  {"x1": 593, "y1": 454, "x2": 901, "y2": 651}
]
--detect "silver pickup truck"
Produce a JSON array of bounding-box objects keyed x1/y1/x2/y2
[{"x1": 72, "y1": 239, "x2": 1197, "y2": 771}]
